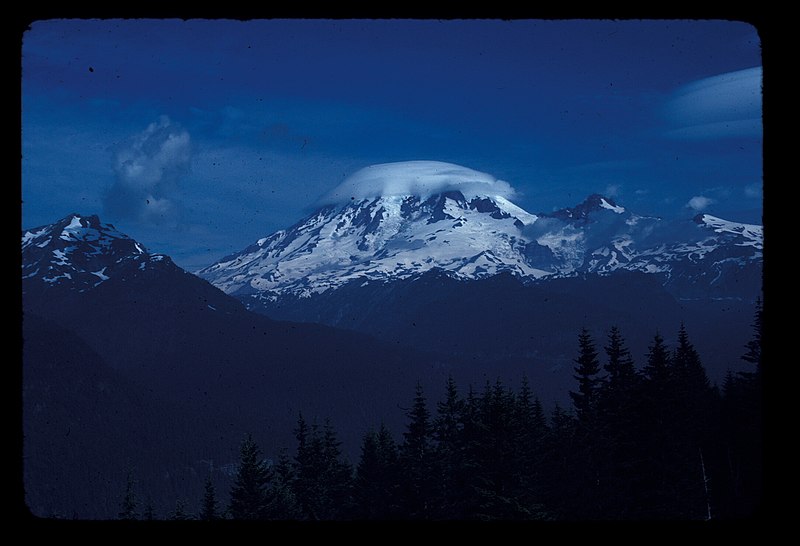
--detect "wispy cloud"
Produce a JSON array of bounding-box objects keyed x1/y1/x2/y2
[
  {"x1": 744, "y1": 183, "x2": 762, "y2": 198},
  {"x1": 664, "y1": 67, "x2": 762, "y2": 140},
  {"x1": 686, "y1": 196, "x2": 715, "y2": 211}
]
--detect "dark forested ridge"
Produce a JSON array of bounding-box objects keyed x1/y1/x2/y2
[
  {"x1": 247, "y1": 270, "x2": 758, "y2": 387},
  {"x1": 91, "y1": 314, "x2": 762, "y2": 521}
]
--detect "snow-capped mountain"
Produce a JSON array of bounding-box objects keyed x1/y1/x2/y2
[
  {"x1": 199, "y1": 180, "x2": 552, "y2": 298},
  {"x1": 197, "y1": 161, "x2": 762, "y2": 302},
  {"x1": 21, "y1": 213, "x2": 174, "y2": 296}
]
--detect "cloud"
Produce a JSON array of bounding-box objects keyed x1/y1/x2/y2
[
  {"x1": 744, "y1": 183, "x2": 762, "y2": 198},
  {"x1": 686, "y1": 196, "x2": 715, "y2": 211},
  {"x1": 103, "y1": 116, "x2": 191, "y2": 224},
  {"x1": 318, "y1": 161, "x2": 516, "y2": 204},
  {"x1": 664, "y1": 67, "x2": 762, "y2": 140},
  {"x1": 604, "y1": 184, "x2": 621, "y2": 197}
]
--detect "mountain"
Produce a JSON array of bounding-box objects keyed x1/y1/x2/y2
[
  {"x1": 197, "y1": 164, "x2": 762, "y2": 304},
  {"x1": 21, "y1": 213, "x2": 480, "y2": 518},
  {"x1": 198, "y1": 188, "x2": 550, "y2": 299}
]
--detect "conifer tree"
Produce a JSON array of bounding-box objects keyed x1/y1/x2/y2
[
  {"x1": 741, "y1": 297, "x2": 763, "y2": 376},
  {"x1": 228, "y1": 434, "x2": 271, "y2": 520},
  {"x1": 400, "y1": 382, "x2": 434, "y2": 519},
  {"x1": 597, "y1": 326, "x2": 642, "y2": 519},
  {"x1": 569, "y1": 328, "x2": 602, "y2": 425},
  {"x1": 170, "y1": 499, "x2": 190, "y2": 520},
  {"x1": 199, "y1": 475, "x2": 220, "y2": 521},
  {"x1": 354, "y1": 423, "x2": 400, "y2": 519},
  {"x1": 293, "y1": 416, "x2": 353, "y2": 520},
  {"x1": 673, "y1": 323, "x2": 710, "y2": 394},
  {"x1": 118, "y1": 470, "x2": 138, "y2": 520},
  {"x1": 642, "y1": 332, "x2": 671, "y2": 385},
  {"x1": 142, "y1": 496, "x2": 155, "y2": 521},
  {"x1": 433, "y1": 375, "x2": 465, "y2": 518},
  {"x1": 603, "y1": 326, "x2": 638, "y2": 390},
  {"x1": 265, "y1": 449, "x2": 301, "y2": 520}
]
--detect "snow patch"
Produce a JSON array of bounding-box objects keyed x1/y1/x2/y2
[
  {"x1": 43, "y1": 272, "x2": 72, "y2": 283},
  {"x1": 91, "y1": 268, "x2": 109, "y2": 281},
  {"x1": 22, "y1": 228, "x2": 49, "y2": 247},
  {"x1": 493, "y1": 195, "x2": 539, "y2": 225},
  {"x1": 600, "y1": 198, "x2": 625, "y2": 214},
  {"x1": 59, "y1": 216, "x2": 84, "y2": 240}
]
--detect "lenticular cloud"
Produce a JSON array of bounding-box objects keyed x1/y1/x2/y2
[{"x1": 319, "y1": 161, "x2": 516, "y2": 204}]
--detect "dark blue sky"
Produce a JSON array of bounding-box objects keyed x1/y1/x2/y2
[{"x1": 22, "y1": 19, "x2": 762, "y2": 270}]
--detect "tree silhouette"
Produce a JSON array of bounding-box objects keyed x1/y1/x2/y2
[{"x1": 229, "y1": 434, "x2": 271, "y2": 520}]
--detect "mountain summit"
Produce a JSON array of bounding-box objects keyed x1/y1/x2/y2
[{"x1": 22, "y1": 213, "x2": 173, "y2": 295}]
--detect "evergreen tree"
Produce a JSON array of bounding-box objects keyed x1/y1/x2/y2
[
  {"x1": 354, "y1": 423, "x2": 400, "y2": 519},
  {"x1": 603, "y1": 326, "x2": 638, "y2": 389},
  {"x1": 170, "y1": 499, "x2": 191, "y2": 520},
  {"x1": 292, "y1": 413, "x2": 318, "y2": 519},
  {"x1": 669, "y1": 324, "x2": 715, "y2": 519},
  {"x1": 473, "y1": 380, "x2": 541, "y2": 520},
  {"x1": 118, "y1": 470, "x2": 138, "y2": 520},
  {"x1": 566, "y1": 329, "x2": 605, "y2": 518},
  {"x1": 265, "y1": 449, "x2": 301, "y2": 520},
  {"x1": 642, "y1": 332, "x2": 671, "y2": 386},
  {"x1": 541, "y1": 403, "x2": 578, "y2": 519},
  {"x1": 673, "y1": 323, "x2": 711, "y2": 397},
  {"x1": 718, "y1": 300, "x2": 763, "y2": 518},
  {"x1": 596, "y1": 326, "x2": 642, "y2": 519},
  {"x1": 228, "y1": 434, "x2": 271, "y2": 520},
  {"x1": 320, "y1": 419, "x2": 354, "y2": 518},
  {"x1": 142, "y1": 496, "x2": 155, "y2": 521},
  {"x1": 199, "y1": 475, "x2": 220, "y2": 521},
  {"x1": 432, "y1": 375, "x2": 465, "y2": 518},
  {"x1": 293, "y1": 415, "x2": 353, "y2": 520},
  {"x1": 637, "y1": 332, "x2": 675, "y2": 518},
  {"x1": 741, "y1": 297, "x2": 763, "y2": 374},
  {"x1": 569, "y1": 328, "x2": 602, "y2": 425},
  {"x1": 399, "y1": 382, "x2": 434, "y2": 519}
]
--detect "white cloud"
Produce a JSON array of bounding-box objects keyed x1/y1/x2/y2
[
  {"x1": 104, "y1": 116, "x2": 191, "y2": 224},
  {"x1": 686, "y1": 196, "x2": 715, "y2": 211},
  {"x1": 604, "y1": 184, "x2": 621, "y2": 197},
  {"x1": 664, "y1": 67, "x2": 762, "y2": 140},
  {"x1": 319, "y1": 161, "x2": 516, "y2": 204}
]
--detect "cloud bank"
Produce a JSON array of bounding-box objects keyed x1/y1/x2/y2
[
  {"x1": 103, "y1": 116, "x2": 191, "y2": 224},
  {"x1": 686, "y1": 196, "x2": 714, "y2": 211},
  {"x1": 319, "y1": 161, "x2": 516, "y2": 204},
  {"x1": 665, "y1": 66, "x2": 762, "y2": 140}
]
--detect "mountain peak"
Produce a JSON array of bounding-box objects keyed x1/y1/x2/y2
[
  {"x1": 22, "y1": 213, "x2": 169, "y2": 297},
  {"x1": 545, "y1": 193, "x2": 625, "y2": 224},
  {"x1": 693, "y1": 213, "x2": 763, "y2": 247}
]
